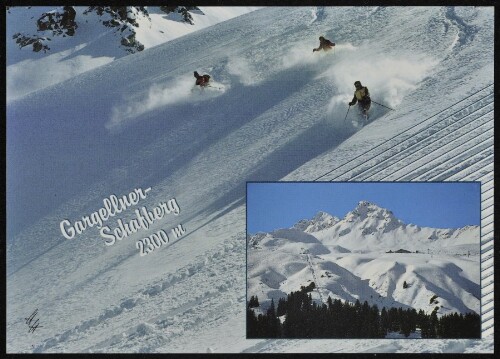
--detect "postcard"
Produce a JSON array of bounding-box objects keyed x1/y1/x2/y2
[{"x1": 6, "y1": 6, "x2": 494, "y2": 353}]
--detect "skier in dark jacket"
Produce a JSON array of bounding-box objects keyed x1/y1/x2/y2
[
  {"x1": 349, "y1": 81, "x2": 371, "y2": 115},
  {"x1": 313, "y1": 36, "x2": 335, "y2": 52},
  {"x1": 194, "y1": 71, "x2": 210, "y2": 87}
]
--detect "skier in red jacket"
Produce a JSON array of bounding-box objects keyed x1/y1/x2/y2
[{"x1": 194, "y1": 71, "x2": 211, "y2": 87}]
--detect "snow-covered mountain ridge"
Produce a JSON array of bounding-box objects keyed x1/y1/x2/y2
[
  {"x1": 251, "y1": 201, "x2": 479, "y2": 253},
  {"x1": 293, "y1": 211, "x2": 340, "y2": 232}
]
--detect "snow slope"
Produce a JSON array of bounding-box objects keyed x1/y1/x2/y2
[
  {"x1": 6, "y1": 6, "x2": 259, "y2": 101},
  {"x1": 6, "y1": 6, "x2": 493, "y2": 353}
]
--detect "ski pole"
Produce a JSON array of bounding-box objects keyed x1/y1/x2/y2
[
  {"x1": 344, "y1": 105, "x2": 351, "y2": 122},
  {"x1": 371, "y1": 100, "x2": 394, "y2": 111}
]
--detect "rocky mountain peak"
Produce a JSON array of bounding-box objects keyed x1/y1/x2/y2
[
  {"x1": 293, "y1": 211, "x2": 340, "y2": 233},
  {"x1": 349, "y1": 201, "x2": 396, "y2": 221},
  {"x1": 9, "y1": 6, "x2": 207, "y2": 55}
]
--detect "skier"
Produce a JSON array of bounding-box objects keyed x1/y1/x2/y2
[
  {"x1": 313, "y1": 36, "x2": 335, "y2": 52},
  {"x1": 349, "y1": 81, "x2": 371, "y2": 117},
  {"x1": 194, "y1": 71, "x2": 211, "y2": 87}
]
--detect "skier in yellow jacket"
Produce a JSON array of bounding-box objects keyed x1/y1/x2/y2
[{"x1": 349, "y1": 81, "x2": 371, "y2": 116}]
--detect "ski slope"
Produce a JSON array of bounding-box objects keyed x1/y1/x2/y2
[
  {"x1": 6, "y1": 6, "x2": 494, "y2": 353},
  {"x1": 6, "y1": 6, "x2": 259, "y2": 101}
]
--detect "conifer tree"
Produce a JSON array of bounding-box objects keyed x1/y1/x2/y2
[
  {"x1": 277, "y1": 297, "x2": 286, "y2": 316},
  {"x1": 380, "y1": 307, "x2": 389, "y2": 336},
  {"x1": 247, "y1": 308, "x2": 258, "y2": 337}
]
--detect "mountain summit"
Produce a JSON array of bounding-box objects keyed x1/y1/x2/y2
[{"x1": 346, "y1": 200, "x2": 398, "y2": 222}]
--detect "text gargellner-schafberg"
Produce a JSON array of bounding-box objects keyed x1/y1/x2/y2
[{"x1": 59, "y1": 187, "x2": 181, "y2": 245}]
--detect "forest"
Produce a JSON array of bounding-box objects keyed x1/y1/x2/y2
[{"x1": 247, "y1": 283, "x2": 480, "y2": 339}]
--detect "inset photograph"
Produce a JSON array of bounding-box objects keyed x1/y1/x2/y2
[{"x1": 246, "y1": 182, "x2": 481, "y2": 339}]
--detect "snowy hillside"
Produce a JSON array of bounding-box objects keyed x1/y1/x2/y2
[
  {"x1": 6, "y1": 6, "x2": 259, "y2": 101},
  {"x1": 6, "y1": 6, "x2": 493, "y2": 353},
  {"x1": 248, "y1": 202, "x2": 480, "y2": 318}
]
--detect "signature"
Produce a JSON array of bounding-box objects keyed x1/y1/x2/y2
[{"x1": 25, "y1": 309, "x2": 43, "y2": 333}]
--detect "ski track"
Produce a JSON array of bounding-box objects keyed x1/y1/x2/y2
[
  {"x1": 442, "y1": 6, "x2": 479, "y2": 49},
  {"x1": 317, "y1": 85, "x2": 494, "y2": 182},
  {"x1": 305, "y1": 252, "x2": 325, "y2": 304},
  {"x1": 33, "y1": 209, "x2": 246, "y2": 353}
]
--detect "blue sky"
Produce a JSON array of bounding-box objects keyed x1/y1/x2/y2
[{"x1": 247, "y1": 182, "x2": 480, "y2": 233}]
